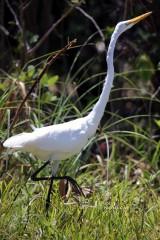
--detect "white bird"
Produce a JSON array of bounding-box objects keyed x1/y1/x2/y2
[{"x1": 3, "y1": 12, "x2": 151, "y2": 210}]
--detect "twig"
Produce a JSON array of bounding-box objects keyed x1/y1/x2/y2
[
  {"x1": 7, "y1": 39, "x2": 77, "y2": 137},
  {"x1": 0, "y1": 24, "x2": 9, "y2": 36},
  {"x1": 5, "y1": 0, "x2": 30, "y2": 58},
  {"x1": 28, "y1": 5, "x2": 77, "y2": 55},
  {"x1": 5, "y1": 0, "x2": 23, "y2": 33},
  {"x1": 75, "y1": 6, "x2": 105, "y2": 42}
]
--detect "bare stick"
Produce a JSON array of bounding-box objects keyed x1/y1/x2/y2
[
  {"x1": 75, "y1": 6, "x2": 105, "y2": 42},
  {"x1": 7, "y1": 39, "x2": 77, "y2": 136},
  {"x1": 28, "y1": 5, "x2": 76, "y2": 55},
  {"x1": 5, "y1": 0, "x2": 23, "y2": 33},
  {"x1": 5, "y1": 0, "x2": 30, "y2": 59}
]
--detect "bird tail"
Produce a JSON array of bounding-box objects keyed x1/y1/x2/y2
[{"x1": 3, "y1": 133, "x2": 31, "y2": 149}]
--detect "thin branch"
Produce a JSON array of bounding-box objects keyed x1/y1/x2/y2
[
  {"x1": 19, "y1": 0, "x2": 31, "y2": 52},
  {"x1": 0, "y1": 24, "x2": 9, "y2": 36},
  {"x1": 5, "y1": 0, "x2": 30, "y2": 56},
  {"x1": 5, "y1": 0, "x2": 23, "y2": 33},
  {"x1": 6, "y1": 39, "x2": 77, "y2": 137},
  {"x1": 28, "y1": 5, "x2": 77, "y2": 55},
  {"x1": 75, "y1": 6, "x2": 105, "y2": 42}
]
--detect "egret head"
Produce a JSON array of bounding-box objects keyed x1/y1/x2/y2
[{"x1": 115, "y1": 12, "x2": 152, "y2": 35}]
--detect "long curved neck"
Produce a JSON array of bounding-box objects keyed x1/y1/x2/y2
[{"x1": 87, "y1": 28, "x2": 120, "y2": 131}]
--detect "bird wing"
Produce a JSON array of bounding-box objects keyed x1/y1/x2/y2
[
  {"x1": 3, "y1": 117, "x2": 90, "y2": 160},
  {"x1": 3, "y1": 132, "x2": 34, "y2": 149},
  {"x1": 31, "y1": 118, "x2": 89, "y2": 153}
]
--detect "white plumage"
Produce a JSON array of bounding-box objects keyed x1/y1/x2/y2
[
  {"x1": 3, "y1": 12, "x2": 151, "y2": 165},
  {"x1": 4, "y1": 116, "x2": 93, "y2": 161}
]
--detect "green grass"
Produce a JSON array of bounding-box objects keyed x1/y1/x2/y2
[{"x1": 0, "y1": 173, "x2": 160, "y2": 240}]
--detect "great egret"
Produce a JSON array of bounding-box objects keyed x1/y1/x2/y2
[{"x1": 3, "y1": 12, "x2": 151, "y2": 210}]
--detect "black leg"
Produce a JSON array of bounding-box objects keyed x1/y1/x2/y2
[
  {"x1": 44, "y1": 175, "x2": 84, "y2": 211},
  {"x1": 31, "y1": 160, "x2": 50, "y2": 181},
  {"x1": 46, "y1": 177, "x2": 54, "y2": 212},
  {"x1": 31, "y1": 160, "x2": 55, "y2": 212},
  {"x1": 53, "y1": 176, "x2": 85, "y2": 197},
  {"x1": 31, "y1": 161, "x2": 85, "y2": 212}
]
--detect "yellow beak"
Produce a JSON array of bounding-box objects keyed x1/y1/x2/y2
[{"x1": 127, "y1": 12, "x2": 152, "y2": 25}]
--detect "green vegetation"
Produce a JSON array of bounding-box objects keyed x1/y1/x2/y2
[{"x1": 0, "y1": 177, "x2": 160, "y2": 240}]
